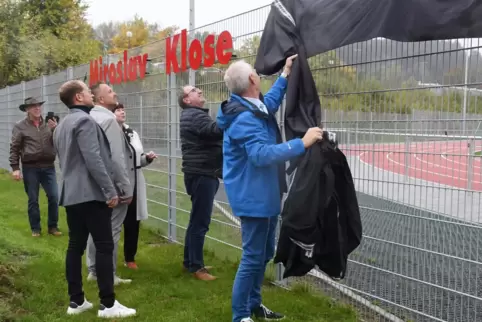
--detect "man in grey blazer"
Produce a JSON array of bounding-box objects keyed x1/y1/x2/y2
[
  {"x1": 54, "y1": 80, "x2": 136, "y2": 318},
  {"x1": 86, "y1": 82, "x2": 135, "y2": 286}
]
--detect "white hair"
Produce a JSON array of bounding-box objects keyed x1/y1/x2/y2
[{"x1": 223, "y1": 60, "x2": 254, "y2": 95}]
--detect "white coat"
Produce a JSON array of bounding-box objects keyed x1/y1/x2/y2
[{"x1": 122, "y1": 123, "x2": 151, "y2": 221}]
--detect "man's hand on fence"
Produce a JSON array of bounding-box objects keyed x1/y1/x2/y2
[{"x1": 12, "y1": 170, "x2": 21, "y2": 181}]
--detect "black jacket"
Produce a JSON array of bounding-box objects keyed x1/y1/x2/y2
[
  {"x1": 274, "y1": 138, "x2": 362, "y2": 279},
  {"x1": 180, "y1": 106, "x2": 223, "y2": 178}
]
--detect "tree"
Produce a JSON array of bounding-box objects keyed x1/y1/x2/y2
[
  {"x1": 109, "y1": 15, "x2": 160, "y2": 53},
  {"x1": 0, "y1": 0, "x2": 101, "y2": 87},
  {"x1": 29, "y1": 0, "x2": 101, "y2": 71},
  {"x1": 0, "y1": 0, "x2": 27, "y2": 85},
  {"x1": 94, "y1": 21, "x2": 121, "y2": 51},
  {"x1": 228, "y1": 34, "x2": 482, "y2": 115}
]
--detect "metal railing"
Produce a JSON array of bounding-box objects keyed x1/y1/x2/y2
[{"x1": 1, "y1": 4, "x2": 482, "y2": 322}]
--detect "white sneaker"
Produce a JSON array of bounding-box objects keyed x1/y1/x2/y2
[
  {"x1": 240, "y1": 318, "x2": 254, "y2": 322},
  {"x1": 87, "y1": 273, "x2": 132, "y2": 286},
  {"x1": 114, "y1": 275, "x2": 132, "y2": 285},
  {"x1": 87, "y1": 272, "x2": 97, "y2": 282},
  {"x1": 66, "y1": 298, "x2": 94, "y2": 315},
  {"x1": 98, "y1": 300, "x2": 136, "y2": 318}
]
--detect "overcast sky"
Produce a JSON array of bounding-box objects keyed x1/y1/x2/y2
[
  {"x1": 85, "y1": 0, "x2": 272, "y2": 29},
  {"x1": 84, "y1": 0, "x2": 478, "y2": 52}
]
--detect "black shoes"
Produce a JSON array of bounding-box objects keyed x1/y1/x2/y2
[{"x1": 252, "y1": 304, "x2": 285, "y2": 320}]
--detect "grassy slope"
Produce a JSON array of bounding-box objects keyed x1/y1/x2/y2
[{"x1": 0, "y1": 170, "x2": 357, "y2": 322}]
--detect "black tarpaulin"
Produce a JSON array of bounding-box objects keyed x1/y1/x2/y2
[
  {"x1": 256, "y1": 0, "x2": 482, "y2": 77},
  {"x1": 255, "y1": 0, "x2": 482, "y2": 139},
  {"x1": 254, "y1": 0, "x2": 482, "y2": 279}
]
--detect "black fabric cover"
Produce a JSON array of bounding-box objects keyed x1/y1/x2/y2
[
  {"x1": 255, "y1": 0, "x2": 482, "y2": 77},
  {"x1": 255, "y1": 0, "x2": 482, "y2": 139},
  {"x1": 256, "y1": 0, "x2": 482, "y2": 279}
]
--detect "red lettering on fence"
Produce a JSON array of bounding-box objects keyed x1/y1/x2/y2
[
  {"x1": 89, "y1": 51, "x2": 149, "y2": 87},
  {"x1": 165, "y1": 30, "x2": 233, "y2": 74}
]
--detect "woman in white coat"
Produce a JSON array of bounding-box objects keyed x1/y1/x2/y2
[{"x1": 114, "y1": 103, "x2": 157, "y2": 270}]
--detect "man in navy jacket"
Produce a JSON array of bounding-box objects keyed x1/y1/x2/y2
[
  {"x1": 179, "y1": 85, "x2": 223, "y2": 281},
  {"x1": 216, "y1": 56, "x2": 323, "y2": 322}
]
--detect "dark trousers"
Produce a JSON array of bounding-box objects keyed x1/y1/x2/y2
[
  {"x1": 183, "y1": 174, "x2": 219, "y2": 273},
  {"x1": 65, "y1": 201, "x2": 115, "y2": 307},
  {"x1": 22, "y1": 166, "x2": 59, "y2": 232},
  {"x1": 123, "y1": 194, "x2": 140, "y2": 263}
]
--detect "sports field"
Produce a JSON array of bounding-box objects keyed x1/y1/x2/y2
[{"x1": 336, "y1": 137, "x2": 482, "y2": 322}]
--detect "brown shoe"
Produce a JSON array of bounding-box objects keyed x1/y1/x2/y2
[
  {"x1": 193, "y1": 268, "x2": 217, "y2": 281},
  {"x1": 125, "y1": 261, "x2": 138, "y2": 270},
  {"x1": 32, "y1": 231, "x2": 40, "y2": 237},
  {"x1": 183, "y1": 265, "x2": 213, "y2": 272},
  {"x1": 48, "y1": 228, "x2": 62, "y2": 236}
]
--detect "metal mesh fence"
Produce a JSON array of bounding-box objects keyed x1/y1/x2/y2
[{"x1": 1, "y1": 4, "x2": 482, "y2": 322}]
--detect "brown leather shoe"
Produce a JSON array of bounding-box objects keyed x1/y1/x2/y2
[
  {"x1": 48, "y1": 228, "x2": 62, "y2": 236},
  {"x1": 193, "y1": 268, "x2": 217, "y2": 281},
  {"x1": 183, "y1": 265, "x2": 213, "y2": 272},
  {"x1": 125, "y1": 261, "x2": 138, "y2": 270}
]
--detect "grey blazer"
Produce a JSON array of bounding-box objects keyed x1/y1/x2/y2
[
  {"x1": 90, "y1": 105, "x2": 135, "y2": 198},
  {"x1": 53, "y1": 108, "x2": 117, "y2": 207}
]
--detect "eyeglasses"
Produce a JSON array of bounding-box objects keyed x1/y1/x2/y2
[{"x1": 183, "y1": 87, "x2": 198, "y2": 98}]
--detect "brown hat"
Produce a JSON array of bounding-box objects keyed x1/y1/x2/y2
[{"x1": 19, "y1": 97, "x2": 45, "y2": 112}]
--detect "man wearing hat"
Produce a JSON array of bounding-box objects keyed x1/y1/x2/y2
[{"x1": 9, "y1": 97, "x2": 62, "y2": 237}]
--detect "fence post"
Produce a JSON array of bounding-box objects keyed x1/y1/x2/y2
[
  {"x1": 41, "y1": 75, "x2": 47, "y2": 110},
  {"x1": 355, "y1": 111, "x2": 359, "y2": 146},
  {"x1": 139, "y1": 95, "x2": 143, "y2": 140},
  {"x1": 167, "y1": 72, "x2": 178, "y2": 242},
  {"x1": 369, "y1": 111, "x2": 374, "y2": 143},
  {"x1": 67, "y1": 66, "x2": 73, "y2": 81},
  {"x1": 275, "y1": 96, "x2": 287, "y2": 286},
  {"x1": 6, "y1": 86, "x2": 11, "y2": 170},
  {"x1": 467, "y1": 139, "x2": 474, "y2": 191},
  {"x1": 404, "y1": 114, "x2": 410, "y2": 179},
  {"x1": 21, "y1": 81, "x2": 26, "y2": 102},
  {"x1": 344, "y1": 111, "x2": 350, "y2": 147},
  {"x1": 188, "y1": 0, "x2": 196, "y2": 86}
]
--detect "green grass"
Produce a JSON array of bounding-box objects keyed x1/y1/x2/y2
[
  {"x1": 142, "y1": 157, "x2": 244, "y2": 264},
  {"x1": 0, "y1": 169, "x2": 358, "y2": 322},
  {"x1": 475, "y1": 150, "x2": 482, "y2": 156}
]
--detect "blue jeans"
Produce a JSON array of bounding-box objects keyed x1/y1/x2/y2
[
  {"x1": 183, "y1": 174, "x2": 219, "y2": 273},
  {"x1": 22, "y1": 166, "x2": 59, "y2": 232},
  {"x1": 232, "y1": 215, "x2": 278, "y2": 322}
]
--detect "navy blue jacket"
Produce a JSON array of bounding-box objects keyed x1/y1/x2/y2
[{"x1": 180, "y1": 106, "x2": 223, "y2": 178}]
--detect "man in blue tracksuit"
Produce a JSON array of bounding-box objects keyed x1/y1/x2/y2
[{"x1": 216, "y1": 56, "x2": 323, "y2": 322}]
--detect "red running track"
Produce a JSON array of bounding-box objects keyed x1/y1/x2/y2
[{"x1": 343, "y1": 141, "x2": 482, "y2": 191}]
